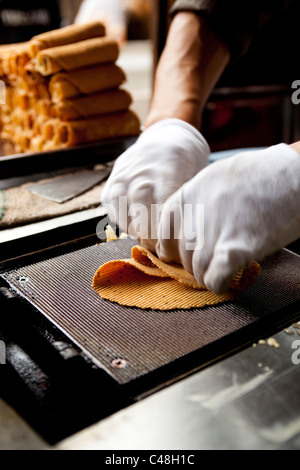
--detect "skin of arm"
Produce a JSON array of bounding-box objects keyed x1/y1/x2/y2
[
  {"x1": 145, "y1": 11, "x2": 300, "y2": 154},
  {"x1": 291, "y1": 141, "x2": 300, "y2": 154},
  {"x1": 145, "y1": 11, "x2": 230, "y2": 130}
]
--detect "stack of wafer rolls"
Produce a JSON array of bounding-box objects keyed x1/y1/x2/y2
[{"x1": 0, "y1": 21, "x2": 140, "y2": 154}]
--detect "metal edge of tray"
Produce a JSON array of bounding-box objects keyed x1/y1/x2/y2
[{"x1": 0, "y1": 136, "x2": 138, "y2": 180}]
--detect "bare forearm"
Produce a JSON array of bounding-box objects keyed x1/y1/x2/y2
[
  {"x1": 145, "y1": 12, "x2": 230, "y2": 130},
  {"x1": 290, "y1": 141, "x2": 300, "y2": 154}
]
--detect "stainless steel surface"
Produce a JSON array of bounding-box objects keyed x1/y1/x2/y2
[
  {"x1": 58, "y1": 326, "x2": 300, "y2": 450},
  {"x1": 27, "y1": 167, "x2": 111, "y2": 203}
]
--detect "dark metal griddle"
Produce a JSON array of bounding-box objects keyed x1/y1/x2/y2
[{"x1": 2, "y1": 238, "x2": 300, "y2": 386}]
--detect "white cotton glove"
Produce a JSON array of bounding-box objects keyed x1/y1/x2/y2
[
  {"x1": 101, "y1": 119, "x2": 210, "y2": 251},
  {"x1": 75, "y1": 0, "x2": 127, "y2": 42},
  {"x1": 157, "y1": 143, "x2": 300, "y2": 294}
]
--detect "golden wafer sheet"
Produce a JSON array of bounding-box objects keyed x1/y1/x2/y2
[{"x1": 92, "y1": 245, "x2": 261, "y2": 310}]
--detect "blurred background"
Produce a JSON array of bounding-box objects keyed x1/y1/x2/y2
[
  {"x1": 0, "y1": 0, "x2": 299, "y2": 152},
  {"x1": 65, "y1": 0, "x2": 300, "y2": 151}
]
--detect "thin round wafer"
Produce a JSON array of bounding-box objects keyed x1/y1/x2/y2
[{"x1": 92, "y1": 245, "x2": 261, "y2": 310}]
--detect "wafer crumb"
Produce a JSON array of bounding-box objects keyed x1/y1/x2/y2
[
  {"x1": 257, "y1": 338, "x2": 280, "y2": 348},
  {"x1": 105, "y1": 225, "x2": 118, "y2": 242},
  {"x1": 267, "y1": 337, "x2": 280, "y2": 348}
]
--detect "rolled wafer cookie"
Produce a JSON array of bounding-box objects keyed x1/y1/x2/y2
[
  {"x1": 53, "y1": 89, "x2": 132, "y2": 121},
  {"x1": 34, "y1": 37, "x2": 119, "y2": 76},
  {"x1": 49, "y1": 64, "x2": 126, "y2": 101},
  {"x1": 42, "y1": 110, "x2": 141, "y2": 147},
  {"x1": 0, "y1": 42, "x2": 30, "y2": 78},
  {"x1": 29, "y1": 21, "x2": 106, "y2": 58},
  {"x1": 92, "y1": 245, "x2": 261, "y2": 310}
]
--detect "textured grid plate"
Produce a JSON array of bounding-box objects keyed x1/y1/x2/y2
[{"x1": 2, "y1": 239, "x2": 300, "y2": 385}]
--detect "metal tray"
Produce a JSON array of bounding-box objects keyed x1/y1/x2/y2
[{"x1": 0, "y1": 137, "x2": 137, "y2": 181}]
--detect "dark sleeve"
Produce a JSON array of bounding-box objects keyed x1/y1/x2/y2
[{"x1": 170, "y1": 0, "x2": 290, "y2": 60}]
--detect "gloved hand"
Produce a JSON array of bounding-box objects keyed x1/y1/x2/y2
[
  {"x1": 101, "y1": 119, "x2": 210, "y2": 251},
  {"x1": 157, "y1": 143, "x2": 300, "y2": 293}
]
